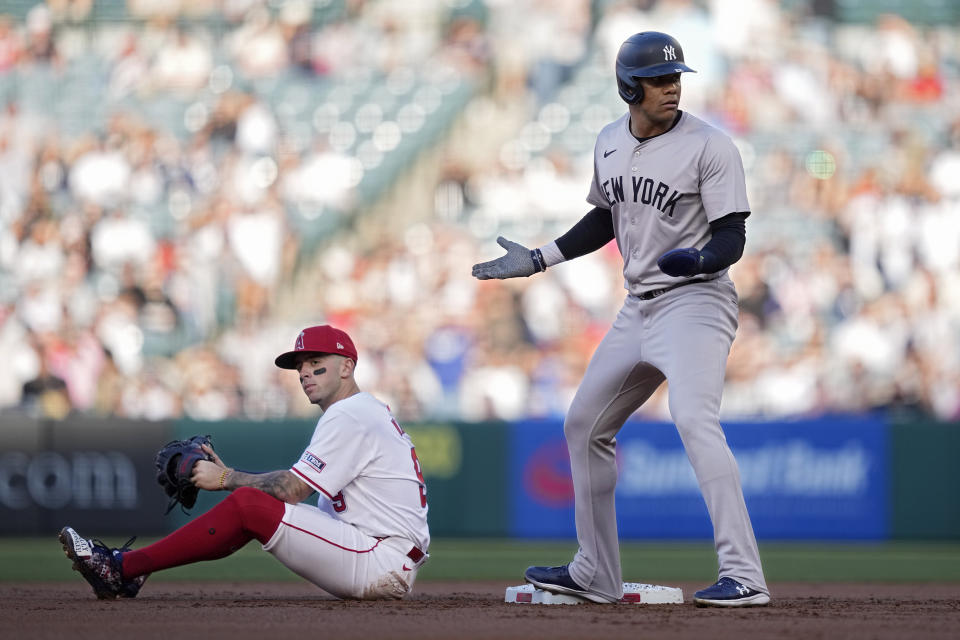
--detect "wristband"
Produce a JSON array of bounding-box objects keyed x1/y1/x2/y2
[
  {"x1": 218, "y1": 469, "x2": 232, "y2": 491},
  {"x1": 538, "y1": 241, "x2": 566, "y2": 268},
  {"x1": 530, "y1": 248, "x2": 547, "y2": 273}
]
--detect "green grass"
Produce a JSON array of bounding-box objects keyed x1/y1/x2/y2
[
  {"x1": 420, "y1": 540, "x2": 960, "y2": 583},
  {"x1": 10, "y1": 538, "x2": 960, "y2": 583}
]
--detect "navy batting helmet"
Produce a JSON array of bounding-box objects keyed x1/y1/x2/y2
[{"x1": 615, "y1": 32, "x2": 696, "y2": 104}]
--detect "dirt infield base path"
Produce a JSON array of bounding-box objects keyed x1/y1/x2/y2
[{"x1": 4, "y1": 582, "x2": 959, "y2": 640}]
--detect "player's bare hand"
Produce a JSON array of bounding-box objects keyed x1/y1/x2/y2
[
  {"x1": 472, "y1": 236, "x2": 539, "y2": 279},
  {"x1": 200, "y1": 443, "x2": 225, "y2": 466},
  {"x1": 191, "y1": 451, "x2": 230, "y2": 491}
]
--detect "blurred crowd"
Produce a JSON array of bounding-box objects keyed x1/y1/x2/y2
[{"x1": 0, "y1": 0, "x2": 958, "y2": 424}]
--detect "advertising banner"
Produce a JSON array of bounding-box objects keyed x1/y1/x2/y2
[
  {"x1": 0, "y1": 417, "x2": 171, "y2": 536},
  {"x1": 510, "y1": 415, "x2": 889, "y2": 540},
  {"x1": 0, "y1": 413, "x2": 901, "y2": 540}
]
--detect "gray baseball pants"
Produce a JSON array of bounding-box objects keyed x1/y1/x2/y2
[{"x1": 564, "y1": 276, "x2": 768, "y2": 601}]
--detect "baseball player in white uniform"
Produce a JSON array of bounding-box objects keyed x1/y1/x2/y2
[
  {"x1": 472, "y1": 32, "x2": 769, "y2": 607},
  {"x1": 60, "y1": 324, "x2": 430, "y2": 601}
]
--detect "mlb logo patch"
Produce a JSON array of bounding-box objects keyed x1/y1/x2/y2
[{"x1": 302, "y1": 451, "x2": 326, "y2": 473}]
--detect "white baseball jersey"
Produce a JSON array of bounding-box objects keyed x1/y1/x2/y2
[
  {"x1": 262, "y1": 392, "x2": 430, "y2": 599},
  {"x1": 586, "y1": 111, "x2": 750, "y2": 295},
  {"x1": 291, "y1": 391, "x2": 430, "y2": 551}
]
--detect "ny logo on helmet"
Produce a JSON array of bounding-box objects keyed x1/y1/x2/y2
[{"x1": 663, "y1": 45, "x2": 676, "y2": 61}]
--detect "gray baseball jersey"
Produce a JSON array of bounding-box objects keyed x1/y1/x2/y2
[
  {"x1": 587, "y1": 111, "x2": 750, "y2": 295},
  {"x1": 563, "y1": 110, "x2": 768, "y2": 601}
]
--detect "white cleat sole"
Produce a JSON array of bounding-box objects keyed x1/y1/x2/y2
[{"x1": 694, "y1": 592, "x2": 771, "y2": 607}]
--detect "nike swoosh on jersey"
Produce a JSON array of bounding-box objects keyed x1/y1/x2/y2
[
  {"x1": 603, "y1": 149, "x2": 617, "y2": 158},
  {"x1": 403, "y1": 564, "x2": 412, "y2": 571}
]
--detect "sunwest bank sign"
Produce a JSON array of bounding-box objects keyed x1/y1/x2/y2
[{"x1": 512, "y1": 415, "x2": 889, "y2": 540}]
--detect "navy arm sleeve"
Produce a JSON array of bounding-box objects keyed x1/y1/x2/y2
[
  {"x1": 699, "y1": 212, "x2": 749, "y2": 273},
  {"x1": 554, "y1": 207, "x2": 616, "y2": 260}
]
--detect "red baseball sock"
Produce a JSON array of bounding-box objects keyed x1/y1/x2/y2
[{"x1": 121, "y1": 487, "x2": 285, "y2": 580}]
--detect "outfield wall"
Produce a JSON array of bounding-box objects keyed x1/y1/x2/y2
[{"x1": 1, "y1": 413, "x2": 957, "y2": 540}]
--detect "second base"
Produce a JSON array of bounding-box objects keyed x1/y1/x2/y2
[{"x1": 505, "y1": 582, "x2": 683, "y2": 605}]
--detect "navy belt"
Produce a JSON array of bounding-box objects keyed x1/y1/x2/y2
[{"x1": 637, "y1": 278, "x2": 709, "y2": 300}]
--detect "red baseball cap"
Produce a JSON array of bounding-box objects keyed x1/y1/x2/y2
[{"x1": 274, "y1": 325, "x2": 358, "y2": 369}]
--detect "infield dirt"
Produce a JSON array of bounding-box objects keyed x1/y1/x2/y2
[{"x1": 4, "y1": 581, "x2": 958, "y2": 639}]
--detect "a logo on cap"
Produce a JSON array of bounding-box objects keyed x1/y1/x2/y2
[
  {"x1": 295, "y1": 332, "x2": 305, "y2": 350},
  {"x1": 337, "y1": 342, "x2": 344, "y2": 350},
  {"x1": 663, "y1": 45, "x2": 676, "y2": 61}
]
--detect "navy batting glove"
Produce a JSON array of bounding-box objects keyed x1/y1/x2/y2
[{"x1": 657, "y1": 247, "x2": 703, "y2": 277}]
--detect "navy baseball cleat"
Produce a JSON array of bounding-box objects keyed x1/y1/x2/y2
[
  {"x1": 59, "y1": 526, "x2": 149, "y2": 599},
  {"x1": 693, "y1": 577, "x2": 770, "y2": 607},
  {"x1": 524, "y1": 564, "x2": 612, "y2": 603}
]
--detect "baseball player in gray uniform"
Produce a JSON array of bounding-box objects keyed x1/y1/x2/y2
[{"x1": 472, "y1": 31, "x2": 769, "y2": 607}]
